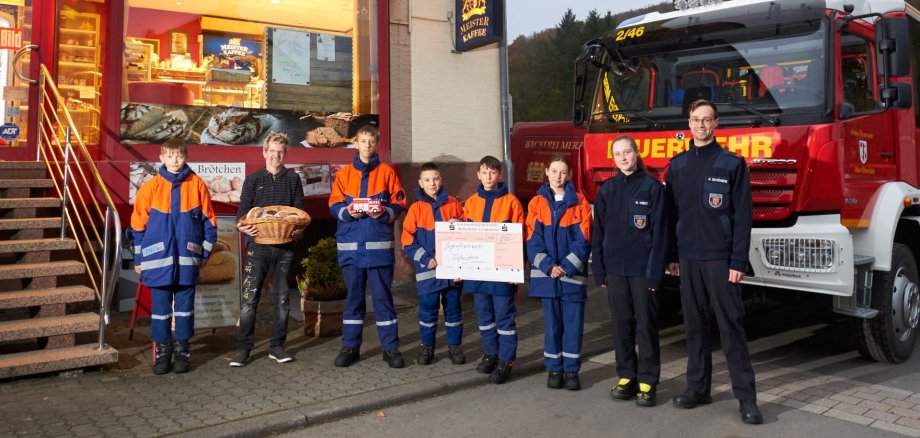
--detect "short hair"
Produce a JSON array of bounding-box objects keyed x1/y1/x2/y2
[
  {"x1": 688, "y1": 99, "x2": 719, "y2": 119},
  {"x1": 263, "y1": 131, "x2": 290, "y2": 152},
  {"x1": 160, "y1": 138, "x2": 188, "y2": 156},
  {"x1": 611, "y1": 135, "x2": 646, "y2": 172},
  {"x1": 478, "y1": 155, "x2": 503, "y2": 172},
  {"x1": 356, "y1": 124, "x2": 379, "y2": 139},
  {"x1": 420, "y1": 162, "x2": 439, "y2": 173}
]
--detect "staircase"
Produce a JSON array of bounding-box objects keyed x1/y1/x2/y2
[{"x1": 0, "y1": 161, "x2": 117, "y2": 378}]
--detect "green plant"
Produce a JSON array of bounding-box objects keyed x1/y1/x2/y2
[{"x1": 297, "y1": 237, "x2": 347, "y2": 301}]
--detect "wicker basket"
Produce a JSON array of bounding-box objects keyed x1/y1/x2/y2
[{"x1": 240, "y1": 206, "x2": 311, "y2": 245}]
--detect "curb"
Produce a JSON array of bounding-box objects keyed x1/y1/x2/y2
[{"x1": 171, "y1": 342, "x2": 613, "y2": 437}]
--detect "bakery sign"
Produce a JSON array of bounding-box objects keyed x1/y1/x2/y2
[
  {"x1": 454, "y1": 0, "x2": 503, "y2": 52},
  {"x1": 129, "y1": 161, "x2": 245, "y2": 205}
]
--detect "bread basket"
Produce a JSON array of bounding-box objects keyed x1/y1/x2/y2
[{"x1": 239, "y1": 206, "x2": 311, "y2": 245}]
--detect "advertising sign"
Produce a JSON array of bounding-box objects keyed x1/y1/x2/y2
[
  {"x1": 454, "y1": 0, "x2": 503, "y2": 52},
  {"x1": 129, "y1": 162, "x2": 246, "y2": 205},
  {"x1": 195, "y1": 217, "x2": 242, "y2": 329}
]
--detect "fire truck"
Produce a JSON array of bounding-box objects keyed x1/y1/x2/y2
[{"x1": 568, "y1": 0, "x2": 920, "y2": 363}]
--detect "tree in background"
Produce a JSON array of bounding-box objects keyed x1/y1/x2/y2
[{"x1": 509, "y1": 3, "x2": 671, "y2": 122}]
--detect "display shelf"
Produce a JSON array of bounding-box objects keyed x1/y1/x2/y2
[{"x1": 56, "y1": 11, "x2": 101, "y2": 144}]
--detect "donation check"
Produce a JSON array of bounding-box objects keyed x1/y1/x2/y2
[{"x1": 434, "y1": 221, "x2": 525, "y2": 283}]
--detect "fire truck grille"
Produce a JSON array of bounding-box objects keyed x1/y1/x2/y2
[{"x1": 750, "y1": 167, "x2": 797, "y2": 221}]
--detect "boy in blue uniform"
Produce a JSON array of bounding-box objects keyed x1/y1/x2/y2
[
  {"x1": 665, "y1": 99, "x2": 762, "y2": 424},
  {"x1": 401, "y1": 162, "x2": 466, "y2": 365},
  {"x1": 463, "y1": 156, "x2": 525, "y2": 384},
  {"x1": 129, "y1": 138, "x2": 217, "y2": 374}
]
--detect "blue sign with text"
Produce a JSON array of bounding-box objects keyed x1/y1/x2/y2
[{"x1": 0, "y1": 122, "x2": 20, "y2": 141}]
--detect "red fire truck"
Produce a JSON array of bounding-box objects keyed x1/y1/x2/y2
[{"x1": 563, "y1": 0, "x2": 920, "y2": 363}]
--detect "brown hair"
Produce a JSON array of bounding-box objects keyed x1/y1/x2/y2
[
  {"x1": 479, "y1": 155, "x2": 503, "y2": 172},
  {"x1": 688, "y1": 99, "x2": 719, "y2": 119},
  {"x1": 160, "y1": 138, "x2": 188, "y2": 157},
  {"x1": 263, "y1": 131, "x2": 290, "y2": 152},
  {"x1": 356, "y1": 124, "x2": 379, "y2": 139},
  {"x1": 611, "y1": 135, "x2": 646, "y2": 172},
  {"x1": 546, "y1": 154, "x2": 570, "y2": 169},
  {"x1": 420, "y1": 162, "x2": 439, "y2": 172}
]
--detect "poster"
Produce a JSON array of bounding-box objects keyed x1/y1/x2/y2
[
  {"x1": 286, "y1": 164, "x2": 332, "y2": 196},
  {"x1": 270, "y1": 28, "x2": 311, "y2": 85},
  {"x1": 129, "y1": 161, "x2": 245, "y2": 205},
  {"x1": 316, "y1": 34, "x2": 335, "y2": 61},
  {"x1": 195, "y1": 217, "x2": 242, "y2": 329}
]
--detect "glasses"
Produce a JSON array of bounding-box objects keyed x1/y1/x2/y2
[{"x1": 690, "y1": 117, "x2": 715, "y2": 125}]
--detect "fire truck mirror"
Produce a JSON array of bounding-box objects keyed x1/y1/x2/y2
[
  {"x1": 882, "y1": 83, "x2": 913, "y2": 110},
  {"x1": 878, "y1": 17, "x2": 910, "y2": 77},
  {"x1": 573, "y1": 104, "x2": 586, "y2": 127}
]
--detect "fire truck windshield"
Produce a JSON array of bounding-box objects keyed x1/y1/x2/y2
[{"x1": 591, "y1": 13, "x2": 828, "y2": 131}]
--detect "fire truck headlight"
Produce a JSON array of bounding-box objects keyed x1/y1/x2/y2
[{"x1": 761, "y1": 238, "x2": 837, "y2": 272}]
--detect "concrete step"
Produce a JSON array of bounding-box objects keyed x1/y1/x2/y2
[
  {"x1": 0, "y1": 344, "x2": 117, "y2": 379},
  {"x1": 0, "y1": 286, "x2": 94, "y2": 309},
  {"x1": 0, "y1": 218, "x2": 60, "y2": 231},
  {"x1": 0, "y1": 238, "x2": 76, "y2": 254},
  {"x1": 0, "y1": 313, "x2": 99, "y2": 342},
  {"x1": 0, "y1": 179, "x2": 54, "y2": 188},
  {"x1": 0, "y1": 162, "x2": 45, "y2": 170},
  {"x1": 0, "y1": 260, "x2": 85, "y2": 281},
  {"x1": 0, "y1": 197, "x2": 60, "y2": 209},
  {"x1": 0, "y1": 162, "x2": 48, "y2": 180}
]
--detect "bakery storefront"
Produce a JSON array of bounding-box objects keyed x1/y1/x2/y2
[{"x1": 2, "y1": 0, "x2": 388, "y2": 220}]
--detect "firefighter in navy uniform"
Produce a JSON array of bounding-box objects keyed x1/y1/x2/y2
[{"x1": 664, "y1": 99, "x2": 763, "y2": 424}]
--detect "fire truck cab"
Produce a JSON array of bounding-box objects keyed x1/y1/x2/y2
[{"x1": 573, "y1": 0, "x2": 920, "y2": 363}]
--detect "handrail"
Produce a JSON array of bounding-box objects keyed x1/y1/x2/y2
[{"x1": 35, "y1": 64, "x2": 121, "y2": 350}]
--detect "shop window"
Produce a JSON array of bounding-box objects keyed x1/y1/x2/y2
[{"x1": 121, "y1": 0, "x2": 379, "y2": 147}]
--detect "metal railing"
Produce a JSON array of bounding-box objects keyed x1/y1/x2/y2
[{"x1": 35, "y1": 64, "x2": 121, "y2": 350}]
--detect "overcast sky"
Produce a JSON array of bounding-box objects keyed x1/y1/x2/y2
[{"x1": 506, "y1": 0, "x2": 666, "y2": 40}]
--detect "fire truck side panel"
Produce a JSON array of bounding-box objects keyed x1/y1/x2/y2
[{"x1": 851, "y1": 182, "x2": 920, "y2": 271}]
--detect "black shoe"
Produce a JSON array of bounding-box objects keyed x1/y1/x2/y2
[
  {"x1": 153, "y1": 342, "x2": 174, "y2": 375},
  {"x1": 636, "y1": 384, "x2": 657, "y2": 407},
  {"x1": 268, "y1": 346, "x2": 294, "y2": 363},
  {"x1": 334, "y1": 347, "x2": 360, "y2": 367},
  {"x1": 416, "y1": 345, "x2": 434, "y2": 365},
  {"x1": 547, "y1": 371, "x2": 564, "y2": 389},
  {"x1": 383, "y1": 349, "x2": 405, "y2": 369},
  {"x1": 173, "y1": 340, "x2": 190, "y2": 374},
  {"x1": 564, "y1": 372, "x2": 581, "y2": 391},
  {"x1": 672, "y1": 389, "x2": 713, "y2": 409},
  {"x1": 447, "y1": 344, "x2": 466, "y2": 365},
  {"x1": 610, "y1": 378, "x2": 638, "y2": 400},
  {"x1": 740, "y1": 400, "x2": 764, "y2": 424},
  {"x1": 229, "y1": 349, "x2": 250, "y2": 367},
  {"x1": 477, "y1": 354, "x2": 498, "y2": 374},
  {"x1": 489, "y1": 360, "x2": 513, "y2": 384}
]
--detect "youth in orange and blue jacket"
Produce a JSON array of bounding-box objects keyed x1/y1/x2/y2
[
  {"x1": 128, "y1": 164, "x2": 217, "y2": 344},
  {"x1": 401, "y1": 187, "x2": 465, "y2": 348},
  {"x1": 329, "y1": 153, "x2": 406, "y2": 351},
  {"x1": 526, "y1": 181, "x2": 592, "y2": 374},
  {"x1": 463, "y1": 182, "x2": 525, "y2": 364}
]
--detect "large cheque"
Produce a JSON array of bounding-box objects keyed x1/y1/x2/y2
[{"x1": 434, "y1": 222, "x2": 525, "y2": 283}]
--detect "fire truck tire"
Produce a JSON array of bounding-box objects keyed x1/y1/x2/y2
[{"x1": 858, "y1": 243, "x2": 920, "y2": 363}]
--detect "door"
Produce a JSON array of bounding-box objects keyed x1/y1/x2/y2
[{"x1": 0, "y1": 0, "x2": 55, "y2": 161}]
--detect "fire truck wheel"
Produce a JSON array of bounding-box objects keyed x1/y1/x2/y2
[{"x1": 858, "y1": 243, "x2": 920, "y2": 363}]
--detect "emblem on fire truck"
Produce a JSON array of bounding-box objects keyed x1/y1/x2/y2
[
  {"x1": 858, "y1": 139, "x2": 868, "y2": 164},
  {"x1": 709, "y1": 193, "x2": 723, "y2": 208}
]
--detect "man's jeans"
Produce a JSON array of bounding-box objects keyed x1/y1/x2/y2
[{"x1": 237, "y1": 242, "x2": 294, "y2": 351}]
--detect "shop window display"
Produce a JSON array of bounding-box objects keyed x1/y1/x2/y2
[{"x1": 121, "y1": 0, "x2": 379, "y2": 147}]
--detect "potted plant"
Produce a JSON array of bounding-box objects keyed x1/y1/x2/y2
[{"x1": 297, "y1": 237, "x2": 348, "y2": 337}]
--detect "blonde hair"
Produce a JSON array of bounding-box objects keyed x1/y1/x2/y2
[{"x1": 263, "y1": 131, "x2": 290, "y2": 152}]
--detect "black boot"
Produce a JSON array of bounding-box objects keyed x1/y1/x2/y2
[
  {"x1": 547, "y1": 371, "x2": 564, "y2": 389},
  {"x1": 447, "y1": 344, "x2": 466, "y2": 365},
  {"x1": 173, "y1": 340, "x2": 191, "y2": 373},
  {"x1": 476, "y1": 354, "x2": 498, "y2": 374},
  {"x1": 416, "y1": 345, "x2": 435, "y2": 365},
  {"x1": 153, "y1": 342, "x2": 174, "y2": 375}
]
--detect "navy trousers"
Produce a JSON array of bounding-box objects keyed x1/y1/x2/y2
[
  {"x1": 607, "y1": 275, "x2": 660, "y2": 385},
  {"x1": 679, "y1": 258, "x2": 757, "y2": 401},
  {"x1": 341, "y1": 265, "x2": 399, "y2": 350},
  {"x1": 151, "y1": 285, "x2": 195, "y2": 343},
  {"x1": 541, "y1": 297, "x2": 585, "y2": 372},
  {"x1": 418, "y1": 287, "x2": 463, "y2": 347},
  {"x1": 473, "y1": 293, "x2": 517, "y2": 362}
]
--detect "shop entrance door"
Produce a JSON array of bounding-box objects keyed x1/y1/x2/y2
[{"x1": 0, "y1": 0, "x2": 55, "y2": 161}]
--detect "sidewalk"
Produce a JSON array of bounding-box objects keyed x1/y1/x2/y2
[{"x1": 0, "y1": 283, "x2": 618, "y2": 438}]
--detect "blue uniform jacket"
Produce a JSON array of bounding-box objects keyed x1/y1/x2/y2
[
  {"x1": 592, "y1": 169, "x2": 668, "y2": 290},
  {"x1": 129, "y1": 165, "x2": 218, "y2": 288},
  {"x1": 401, "y1": 188, "x2": 465, "y2": 294},
  {"x1": 664, "y1": 141, "x2": 753, "y2": 272},
  {"x1": 526, "y1": 182, "x2": 593, "y2": 301},
  {"x1": 329, "y1": 153, "x2": 406, "y2": 268}
]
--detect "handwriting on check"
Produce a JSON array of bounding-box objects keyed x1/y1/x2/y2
[{"x1": 441, "y1": 242, "x2": 494, "y2": 266}]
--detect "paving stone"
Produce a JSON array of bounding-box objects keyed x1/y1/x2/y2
[
  {"x1": 884, "y1": 397, "x2": 917, "y2": 410},
  {"x1": 830, "y1": 393, "x2": 863, "y2": 405},
  {"x1": 824, "y1": 408, "x2": 874, "y2": 426},
  {"x1": 891, "y1": 407, "x2": 920, "y2": 420},
  {"x1": 871, "y1": 421, "x2": 920, "y2": 438},
  {"x1": 853, "y1": 391, "x2": 887, "y2": 402},
  {"x1": 865, "y1": 408, "x2": 901, "y2": 423},
  {"x1": 833, "y1": 401, "x2": 869, "y2": 416},
  {"x1": 859, "y1": 399, "x2": 892, "y2": 412},
  {"x1": 799, "y1": 403, "x2": 830, "y2": 415},
  {"x1": 898, "y1": 417, "x2": 920, "y2": 429}
]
